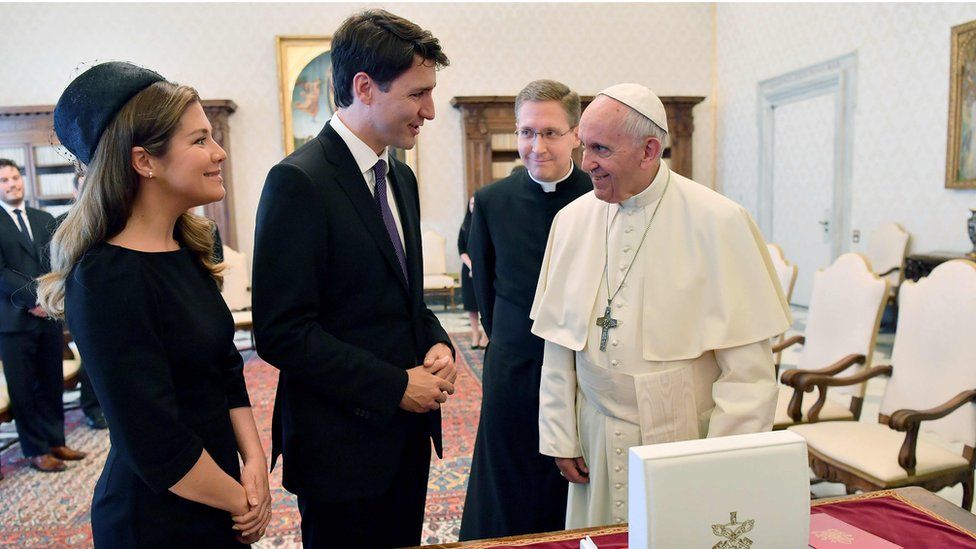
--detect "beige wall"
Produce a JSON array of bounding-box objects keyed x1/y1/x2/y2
[
  {"x1": 0, "y1": 3, "x2": 715, "y2": 271},
  {"x1": 715, "y1": 3, "x2": 976, "y2": 255}
]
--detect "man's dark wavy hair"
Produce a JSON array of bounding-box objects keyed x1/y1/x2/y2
[{"x1": 331, "y1": 9, "x2": 449, "y2": 108}]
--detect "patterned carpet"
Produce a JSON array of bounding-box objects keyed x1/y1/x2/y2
[{"x1": 0, "y1": 335, "x2": 486, "y2": 548}]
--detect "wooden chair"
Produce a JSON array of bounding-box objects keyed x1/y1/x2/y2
[
  {"x1": 788, "y1": 260, "x2": 976, "y2": 509},
  {"x1": 865, "y1": 222, "x2": 910, "y2": 304},
  {"x1": 767, "y1": 243, "x2": 798, "y2": 366},
  {"x1": 62, "y1": 331, "x2": 82, "y2": 391},
  {"x1": 220, "y1": 245, "x2": 254, "y2": 350},
  {"x1": 774, "y1": 254, "x2": 888, "y2": 429},
  {"x1": 421, "y1": 230, "x2": 457, "y2": 310},
  {"x1": 0, "y1": 376, "x2": 10, "y2": 425}
]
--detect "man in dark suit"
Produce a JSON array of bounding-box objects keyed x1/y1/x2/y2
[
  {"x1": 252, "y1": 10, "x2": 455, "y2": 548},
  {"x1": 0, "y1": 158, "x2": 86, "y2": 472}
]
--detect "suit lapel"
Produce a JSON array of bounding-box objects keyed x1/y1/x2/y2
[
  {"x1": 0, "y1": 209, "x2": 38, "y2": 260},
  {"x1": 317, "y1": 124, "x2": 410, "y2": 293}
]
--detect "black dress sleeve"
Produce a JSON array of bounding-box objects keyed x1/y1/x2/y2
[
  {"x1": 67, "y1": 253, "x2": 204, "y2": 493},
  {"x1": 220, "y1": 341, "x2": 250, "y2": 410}
]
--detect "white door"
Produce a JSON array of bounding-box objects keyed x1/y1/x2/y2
[{"x1": 771, "y1": 94, "x2": 835, "y2": 307}]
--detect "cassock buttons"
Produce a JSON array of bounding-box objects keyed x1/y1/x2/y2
[
  {"x1": 614, "y1": 430, "x2": 621, "y2": 437},
  {"x1": 625, "y1": 226, "x2": 633, "y2": 233},
  {"x1": 615, "y1": 482, "x2": 622, "y2": 490},
  {"x1": 611, "y1": 340, "x2": 619, "y2": 347},
  {"x1": 623, "y1": 245, "x2": 632, "y2": 253},
  {"x1": 615, "y1": 500, "x2": 623, "y2": 507},
  {"x1": 614, "y1": 465, "x2": 622, "y2": 472},
  {"x1": 615, "y1": 301, "x2": 624, "y2": 309},
  {"x1": 615, "y1": 448, "x2": 622, "y2": 455},
  {"x1": 611, "y1": 359, "x2": 619, "y2": 366},
  {"x1": 616, "y1": 518, "x2": 624, "y2": 524}
]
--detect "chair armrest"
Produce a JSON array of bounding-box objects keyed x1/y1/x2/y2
[
  {"x1": 781, "y1": 354, "x2": 865, "y2": 387},
  {"x1": 796, "y1": 366, "x2": 892, "y2": 424},
  {"x1": 888, "y1": 390, "x2": 976, "y2": 474},
  {"x1": 782, "y1": 354, "x2": 868, "y2": 423},
  {"x1": 878, "y1": 266, "x2": 901, "y2": 277},
  {"x1": 772, "y1": 334, "x2": 804, "y2": 354},
  {"x1": 793, "y1": 364, "x2": 892, "y2": 392}
]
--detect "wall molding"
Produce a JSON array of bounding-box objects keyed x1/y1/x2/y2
[{"x1": 757, "y1": 51, "x2": 858, "y2": 258}]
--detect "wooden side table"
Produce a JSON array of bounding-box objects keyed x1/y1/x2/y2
[{"x1": 904, "y1": 251, "x2": 973, "y2": 281}]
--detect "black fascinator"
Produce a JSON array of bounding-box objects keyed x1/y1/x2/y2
[{"x1": 54, "y1": 62, "x2": 166, "y2": 165}]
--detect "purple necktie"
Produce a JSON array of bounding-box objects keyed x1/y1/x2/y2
[{"x1": 372, "y1": 159, "x2": 408, "y2": 282}]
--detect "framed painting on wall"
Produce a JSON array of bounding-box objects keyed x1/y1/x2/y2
[
  {"x1": 946, "y1": 20, "x2": 976, "y2": 189},
  {"x1": 276, "y1": 35, "x2": 336, "y2": 156},
  {"x1": 275, "y1": 35, "x2": 419, "y2": 173}
]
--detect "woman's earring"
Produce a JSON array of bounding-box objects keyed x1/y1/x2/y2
[{"x1": 149, "y1": 170, "x2": 154, "y2": 179}]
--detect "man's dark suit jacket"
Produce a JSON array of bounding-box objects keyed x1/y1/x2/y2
[
  {"x1": 0, "y1": 206, "x2": 54, "y2": 332},
  {"x1": 252, "y1": 122, "x2": 452, "y2": 502}
]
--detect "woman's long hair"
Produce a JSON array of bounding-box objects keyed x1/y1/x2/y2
[{"x1": 38, "y1": 81, "x2": 222, "y2": 319}]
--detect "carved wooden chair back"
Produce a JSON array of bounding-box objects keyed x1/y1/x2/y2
[
  {"x1": 879, "y1": 259, "x2": 976, "y2": 447},
  {"x1": 865, "y1": 222, "x2": 910, "y2": 292},
  {"x1": 799, "y1": 253, "x2": 888, "y2": 400}
]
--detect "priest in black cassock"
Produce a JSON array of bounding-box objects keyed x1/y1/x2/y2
[{"x1": 460, "y1": 80, "x2": 592, "y2": 540}]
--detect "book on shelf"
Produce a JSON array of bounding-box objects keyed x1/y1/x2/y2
[
  {"x1": 491, "y1": 160, "x2": 523, "y2": 179},
  {"x1": 490, "y1": 133, "x2": 518, "y2": 151},
  {"x1": 34, "y1": 145, "x2": 75, "y2": 166}
]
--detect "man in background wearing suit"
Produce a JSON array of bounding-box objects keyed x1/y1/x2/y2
[
  {"x1": 0, "y1": 158, "x2": 86, "y2": 472},
  {"x1": 252, "y1": 10, "x2": 455, "y2": 548}
]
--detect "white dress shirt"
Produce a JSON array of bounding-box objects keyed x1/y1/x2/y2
[
  {"x1": 1, "y1": 200, "x2": 34, "y2": 241},
  {"x1": 330, "y1": 112, "x2": 406, "y2": 250}
]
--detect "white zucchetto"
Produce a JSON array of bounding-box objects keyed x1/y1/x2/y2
[{"x1": 598, "y1": 83, "x2": 669, "y2": 134}]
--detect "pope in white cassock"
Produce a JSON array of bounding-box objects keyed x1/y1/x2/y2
[{"x1": 530, "y1": 83, "x2": 792, "y2": 528}]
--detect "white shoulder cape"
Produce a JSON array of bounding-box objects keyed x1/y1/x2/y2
[{"x1": 530, "y1": 168, "x2": 791, "y2": 362}]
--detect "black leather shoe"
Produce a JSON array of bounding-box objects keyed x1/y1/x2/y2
[{"x1": 85, "y1": 411, "x2": 108, "y2": 430}]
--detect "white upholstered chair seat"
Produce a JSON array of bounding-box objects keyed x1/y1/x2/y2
[
  {"x1": 0, "y1": 382, "x2": 9, "y2": 414},
  {"x1": 789, "y1": 422, "x2": 969, "y2": 484},
  {"x1": 421, "y1": 230, "x2": 457, "y2": 309},
  {"x1": 423, "y1": 274, "x2": 455, "y2": 290},
  {"x1": 773, "y1": 386, "x2": 853, "y2": 428},
  {"x1": 63, "y1": 342, "x2": 82, "y2": 384},
  {"x1": 232, "y1": 310, "x2": 253, "y2": 329},
  {"x1": 62, "y1": 357, "x2": 82, "y2": 381}
]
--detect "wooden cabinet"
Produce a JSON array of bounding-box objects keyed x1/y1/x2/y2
[
  {"x1": 0, "y1": 100, "x2": 239, "y2": 247},
  {"x1": 451, "y1": 95, "x2": 704, "y2": 198}
]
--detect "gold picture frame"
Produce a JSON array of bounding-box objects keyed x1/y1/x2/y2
[
  {"x1": 946, "y1": 20, "x2": 976, "y2": 189},
  {"x1": 274, "y1": 35, "x2": 420, "y2": 174},
  {"x1": 276, "y1": 35, "x2": 335, "y2": 156}
]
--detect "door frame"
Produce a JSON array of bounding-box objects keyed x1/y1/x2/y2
[{"x1": 757, "y1": 52, "x2": 858, "y2": 260}]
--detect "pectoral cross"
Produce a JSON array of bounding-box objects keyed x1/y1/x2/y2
[{"x1": 596, "y1": 305, "x2": 618, "y2": 352}]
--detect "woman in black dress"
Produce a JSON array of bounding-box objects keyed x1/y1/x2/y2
[
  {"x1": 458, "y1": 196, "x2": 487, "y2": 349},
  {"x1": 38, "y1": 62, "x2": 271, "y2": 546}
]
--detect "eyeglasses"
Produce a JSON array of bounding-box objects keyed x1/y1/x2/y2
[{"x1": 514, "y1": 128, "x2": 574, "y2": 141}]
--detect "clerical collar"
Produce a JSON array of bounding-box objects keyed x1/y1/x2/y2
[
  {"x1": 528, "y1": 162, "x2": 574, "y2": 193},
  {"x1": 619, "y1": 159, "x2": 669, "y2": 211},
  {"x1": 330, "y1": 112, "x2": 390, "y2": 176}
]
